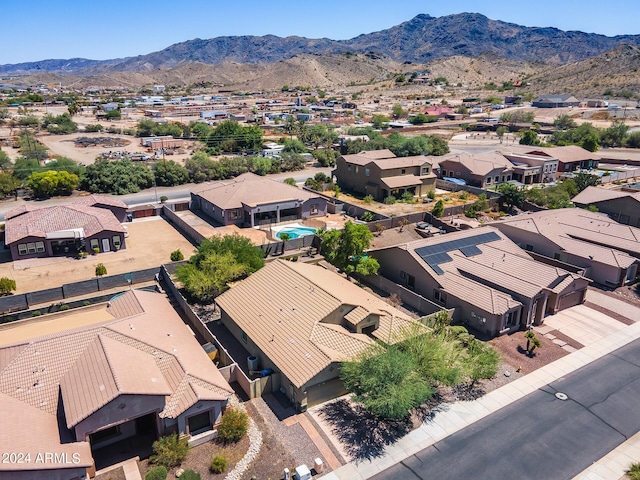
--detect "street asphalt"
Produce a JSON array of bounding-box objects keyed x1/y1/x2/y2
[{"x1": 371, "y1": 338, "x2": 640, "y2": 480}]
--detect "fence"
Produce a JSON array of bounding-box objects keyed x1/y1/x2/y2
[
  {"x1": 159, "y1": 265, "x2": 267, "y2": 399},
  {"x1": 357, "y1": 273, "x2": 446, "y2": 316},
  {"x1": 163, "y1": 205, "x2": 206, "y2": 245},
  {"x1": 601, "y1": 168, "x2": 640, "y2": 184},
  {"x1": 0, "y1": 264, "x2": 169, "y2": 316},
  {"x1": 302, "y1": 186, "x2": 389, "y2": 221}
]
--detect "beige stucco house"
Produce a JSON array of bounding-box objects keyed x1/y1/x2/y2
[
  {"x1": 333, "y1": 149, "x2": 436, "y2": 201},
  {"x1": 369, "y1": 227, "x2": 590, "y2": 337},
  {"x1": 0, "y1": 290, "x2": 232, "y2": 480},
  {"x1": 572, "y1": 186, "x2": 640, "y2": 227},
  {"x1": 493, "y1": 209, "x2": 640, "y2": 287},
  {"x1": 215, "y1": 260, "x2": 420, "y2": 412}
]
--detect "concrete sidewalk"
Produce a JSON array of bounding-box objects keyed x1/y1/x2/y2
[
  {"x1": 320, "y1": 321, "x2": 640, "y2": 480},
  {"x1": 573, "y1": 432, "x2": 640, "y2": 480}
]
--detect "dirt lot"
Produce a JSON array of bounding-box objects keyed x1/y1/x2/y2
[{"x1": 0, "y1": 217, "x2": 197, "y2": 293}]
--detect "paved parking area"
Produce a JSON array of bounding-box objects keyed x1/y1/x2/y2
[{"x1": 542, "y1": 305, "x2": 627, "y2": 346}]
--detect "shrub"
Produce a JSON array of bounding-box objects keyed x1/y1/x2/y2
[
  {"x1": 170, "y1": 249, "x2": 184, "y2": 262},
  {"x1": 432, "y1": 199, "x2": 444, "y2": 218},
  {"x1": 361, "y1": 211, "x2": 375, "y2": 222},
  {"x1": 627, "y1": 462, "x2": 640, "y2": 480},
  {"x1": 383, "y1": 195, "x2": 396, "y2": 205},
  {"x1": 362, "y1": 194, "x2": 374, "y2": 204},
  {"x1": 427, "y1": 190, "x2": 435, "y2": 200},
  {"x1": 160, "y1": 195, "x2": 168, "y2": 203},
  {"x1": 32, "y1": 310, "x2": 42, "y2": 317},
  {"x1": 401, "y1": 191, "x2": 415, "y2": 203},
  {"x1": 179, "y1": 470, "x2": 201, "y2": 480},
  {"x1": 145, "y1": 466, "x2": 168, "y2": 480},
  {"x1": 210, "y1": 455, "x2": 227, "y2": 474},
  {"x1": 83, "y1": 300, "x2": 91, "y2": 306},
  {"x1": 60, "y1": 304, "x2": 69, "y2": 311},
  {"x1": 95, "y1": 263, "x2": 107, "y2": 277},
  {"x1": 217, "y1": 408, "x2": 249, "y2": 443},
  {"x1": 291, "y1": 255, "x2": 298, "y2": 262},
  {"x1": 458, "y1": 191, "x2": 468, "y2": 200},
  {"x1": 150, "y1": 433, "x2": 189, "y2": 468},
  {"x1": 0, "y1": 277, "x2": 16, "y2": 295}
]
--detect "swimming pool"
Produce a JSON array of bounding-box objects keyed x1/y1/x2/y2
[{"x1": 274, "y1": 224, "x2": 317, "y2": 239}]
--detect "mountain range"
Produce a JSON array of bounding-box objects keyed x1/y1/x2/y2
[{"x1": 2, "y1": 13, "x2": 640, "y2": 76}]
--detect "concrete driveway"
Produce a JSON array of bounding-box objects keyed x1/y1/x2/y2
[{"x1": 543, "y1": 305, "x2": 627, "y2": 346}]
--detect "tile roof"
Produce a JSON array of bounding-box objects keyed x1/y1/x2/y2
[
  {"x1": 5, "y1": 204, "x2": 126, "y2": 245},
  {"x1": 191, "y1": 172, "x2": 320, "y2": 210},
  {"x1": 215, "y1": 260, "x2": 415, "y2": 388},
  {"x1": 73, "y1": 194, "x2": 128, "y2": 209},
  {"x1": 371, "y1": 156, "x2": 433, "y2": 170},
  {"x1": 495, "y1": 209, "x2": 640, "y2": 267},
  {"x1": 571, "y1": 186, "x2": 640, "y2": 205},
  {"x1": 385, "y1": 227, "x2": 587, "y2": 315},
  {"x1": 0, "y1": 290, "x2": 232, "y2": 472},
  {"x1": 438, "y1": 151, "x2": 514, "y2": 176},
  {"x1": 381, "y1": 175, "x2": 433, "y2": 189},
  {"x1": 339, "y1": 149, "x2": 397, "y2": 165},
  {"x1": 503, "y1": 145, "x2": 600, "y2": 163}
]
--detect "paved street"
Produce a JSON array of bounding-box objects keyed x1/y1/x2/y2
[{"x1": 371, "y1": 338, "x2": 640, "y2": 480}]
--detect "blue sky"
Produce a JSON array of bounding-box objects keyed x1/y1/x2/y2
[{"x1": 2, "y1": 0, "x2": 639, "y2": 64}]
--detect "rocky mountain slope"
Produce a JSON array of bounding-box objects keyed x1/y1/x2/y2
[{"x1": 2, "y1": 13, "x2": 639, "y2": 76}]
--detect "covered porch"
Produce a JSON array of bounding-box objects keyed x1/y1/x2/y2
[{"x1": 244, "y1": 200, "x2": 302, "y2": 227}]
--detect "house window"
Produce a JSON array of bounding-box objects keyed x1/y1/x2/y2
[
  {"x1": 18, "y1": 244, "x2": 28, "y2": 255},
  {"x1": 433, "y1": 289, "x2": 447, "y2": 305},
  {"x1": 188, "y1": 410, "x2": 211, "y2": 435},
  {"x1": 230, "y1": 210, "x2": 240, "y2": 220},
  {"x1": 486, "y1": 177, "x2": 492, "y2": 184},
  {"x1": 503, "y1": 310, "x2": 517, "y2": 329},
  {"x1": 406, "y1": 274, "x2": 416, "y2": 290},
  {"x1": 27, "y1": 242, "x2": 37, "y2": 254},
  {"x1": 34, "y1": 241, "x2": 45, "y2": 253},
  {"x1": 347, "y1": 164, "x2": 352, "y2": 172},
  {"x1": 310, "y1": 204, "x2": 319, "y2": 215},
  {"x1": 449, "y1": 171, "x2": 454, "y2": 177},
  {"x1": 241, "y1": 331, "x2": 247, "y2": 344},
  {"x1": 495, "y1": 176, "x2": 500, "y2": 183},
  {"x1": 401, "y1": 169, "x2": 406, "y2": 174},
  {"x1": 112, "y1": 236, "x2": 121, "y2": 248},
  {"x1": 365, "y1": 168, "x2": 370, "y2": 177},
  {"x1": 90, "y1": 239, "x2": 99, "y2": 251},
  {"x1": 421, "y1": 167, "x2": 430, "y2": 175},
  {"x1": 355, "y1": 166, "x2": 359, "y2": 173}
]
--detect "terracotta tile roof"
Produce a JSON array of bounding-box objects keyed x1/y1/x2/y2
[
  {"x1": 5, "y1": 204, "x2": 126, "y2": 245},
  {"x1": 0, "y1": 290, "x2": 232, "y2": 472},
  {"x1": 191, "y1": 172, "x2": 320, "y2": 210},
  {"x1": 73, "y1": 194, "x2": 128, "y2": 209},
  {"x1": 216, "y1": 260, "x2": 414, "y2": 388},
  {"x1": 503, "y1": 145, "x2": 600, "y2": 162},
  {"x1": 495, "y1": 209, "x2": 640, "y2": 267},
  {"x1": 339, "y1": 149, "x2": 397, "y2": 165}
]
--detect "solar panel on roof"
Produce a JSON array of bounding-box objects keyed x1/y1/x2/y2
[{"x1": 414, "y1": 231, "x2": 501, "y2": 275}]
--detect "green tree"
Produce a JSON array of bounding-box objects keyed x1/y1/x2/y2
[
  {"x1": 184, "y1": 151, "x2": 218, "y2": 183},
  {"x1": 392, "y1": 103, "x2": 406, "y2": 119},
  {"x1": 217, "y1": 408, "x2": 249, "y2": 443},
  {"x1": 281, "y1": 138, "x2": 307, "y2": 153},
  {"x1": 0, "y1": 149, "x2": 12, "y2": 171},
  {"x1": 42, "y1": 112, "x2": 78, "y2": 134},
  {"x1": 432, "y1": 199, "x2": 444, "y2": 218},
  {"x1": 519, "y1": 130, "x2": 540, "y2": 146},
  {"x1": 137, "y1": 118, "x2": 159, "y2": 137},
  {"x1": 319, "y1": 221, "x2": 379, "y2": 277},
  {"x1": 311, "y1": 148, "x2": 337, "y2": 167},
  {"x1": 283, "y1": 177, "x2": 297, "y2": 187},
  {"x1": 0, "y1": 172, "x2": 19, "y2": 198},
  {"x1": 81, "y1": 159, "x2": 153, "y2": 195},
  {"x1": 553, "y1": 114, "x2": 577, "y2": 131},
  {"x1": 27, "y1": 170, "x2": 79, "y2": 198},
  {"x1": 341, "y1": 344, "x2": 433, "y2": 419},
  {"x1": 573, "y1": 172, "x2": 601, "y2": 193},
  {"x1": 207, "y1": 120, "x2": 263, "y2": 153},
  {"x1": 581, "y1": 133, "x2": 600, "y2": 152},
  {"x1": 371, "y1": 114, "x2": 389, "y2": 129},
  {"x1": 153, "y1": 160, "x2": 189, "y2": 187},
  {"x1": 600, "y1": 120, "x2": 629, "y2": 147},
  {"x1": 176, "y1": 233, "x2": 265, "y2": 304},
  {"x1": 408, "y1": 113, "x2": 437, "y2": 125},
  {"x1": 95, "y1": 263, "x2": 107, "y2": 277},
  {"x1": 496, "y1": 126, "x2": 509, "y2": 143},
  {"x1": 497, "y1": 183, "x2": 526, "y2": 210},
  {"x1": 0, "y1": 277, "x2": 16, "y2": 295}
]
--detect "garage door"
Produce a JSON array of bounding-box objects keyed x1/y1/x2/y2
[
  {"x1": 558, "y1": 289, "x2": 586, "y2": 311},
  {"x1": 306, "y1": 378, "x2": 347, "y2": 407}
]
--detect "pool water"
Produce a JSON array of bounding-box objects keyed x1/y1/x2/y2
[{"x1": 276, "y1": 226, "x2": 317, "y2": 239}]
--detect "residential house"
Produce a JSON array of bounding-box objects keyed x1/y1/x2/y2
[
  {"x1": 369, "y1": 227, "x2": 590, "y2": 337},
  {"x1": 437, "y1": 151, "x2": 514, "y2": 188},
  {"x1": 5, "y1": 196, "x2": 128, "y2": 261},
  {"x1": 493, "y1": 209, "x2": 640, "y2": 287},
  {"x1": 424, "y1": 105, "x2": 454, "y2": 119},
  {"x1": 215, "y1": 260, "x2": 420, "y2": 411},
  {"x1": 190, "y1": 172, "x2": 327, "y2": 227},
  {"x1": 262, "y1": 142, "x2": 284, "y2": 157},
  {"x1": 505, "y1": 145, "x2": 600, "y2": 175},
  {"x1": 333, "y1": 149, "x2": 436, "y2": 201},
  {"x1": 501, "y1": 148, "x2": 560, "y2": 183},
  {"x1": 0, "y1": 290, "x2": 232, "y2": 479},
  {"x1": 572, "y1": 186, "x2": 640, "y2": 226},
  {"x1": 532, "y1": 94, "x2": 580, "y2": 108}
]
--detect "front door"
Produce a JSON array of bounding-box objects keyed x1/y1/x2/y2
[{"x1": 102, "y1": 238, "x2": 110, "y2": 252}]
